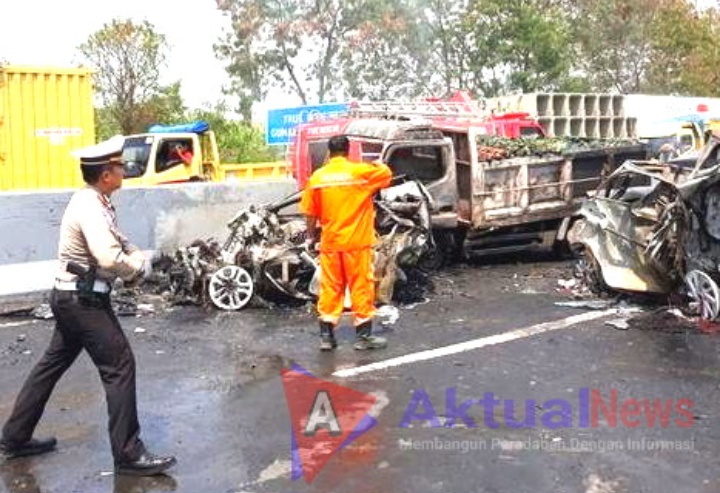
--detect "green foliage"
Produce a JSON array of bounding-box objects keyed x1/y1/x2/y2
[
  {"x1": 213, "y1": 0, "x2": 720, "y2": 100},
  {"x1": 647, "y1": 3, "x2": 720, "y2": 96},
  {"x1": 463, "y1": 0, "x2": 573, "y2": 95},
  {"x1": 478, "y1": 136, "x2": 641, "y2": 158},
  {"x1": 78, "y1": 19, "x2": 179, "y2": 134},
  {"x1": 341, "y1": 0, "x2": 439, "y2": 99},
  {"x1": 187, "y1": 104, "x2": 280, "y2": 163},
  {"x1": 571, "y1": 0, "x2": 663, "y2": 93}
]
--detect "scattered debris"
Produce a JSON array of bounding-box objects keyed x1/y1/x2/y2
[
  {"x1": 557, "y1": 278, "x2": 579, "y2": 292},
  {"x1": 555, "y1": 300, "x2": 617, "y2": 310},
  {"x1": 31, "y1": 304, "x2": 53, "y2": 320},
  {"x1": 605, "y1": 318, "x2": 630, "y2": 330},
  {"x1": 137, "y1": 304, "x2": 155, "y2": 315},
  {"x1": 134, "y1": 327, "x2": 147, "y2": 334},
  {"x1": 154, "y1": 179, "x2": 439, "y2": 311},
  {"x1": 377, "y1": 305, "x2": 400, "y2": 326}
]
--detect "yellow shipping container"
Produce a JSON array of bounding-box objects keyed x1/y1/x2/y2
[{"x1": 0, "y1": 65, "x2": 95, "y2": 190}]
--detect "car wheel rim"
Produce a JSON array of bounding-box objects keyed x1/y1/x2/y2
[{"x1": 208, "y1": 265, "x2": 254, "y2": 310}]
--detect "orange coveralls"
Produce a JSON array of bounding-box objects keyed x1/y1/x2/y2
[{"x1": 300, "y1": 156, "x2": 393, "y2": 326}]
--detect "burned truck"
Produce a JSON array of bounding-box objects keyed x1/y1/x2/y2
[
  {"x1": 292, "y1": 117, "x2": 648, "y2": 257},
  {"x1": 568, "y1": 133, "x2": 720, "y2": 320}
]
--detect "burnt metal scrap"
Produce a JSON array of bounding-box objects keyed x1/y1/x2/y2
[
  {"x1": 156, "y1": 179, "x2": 438, "y2": 311},
  {"x1": 568, "y1": 133, "x2": 720, "y2": 321}
]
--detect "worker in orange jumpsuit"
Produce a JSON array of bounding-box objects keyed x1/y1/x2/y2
[{"x1": 300, "y1": 135, "x2": 393, "y2": 351}]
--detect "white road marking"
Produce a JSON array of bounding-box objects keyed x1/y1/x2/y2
[
  {"x1": 0, "y1": 320, "x2": 36, "y2": 329},
  {"x1": 333, "y1": 309, "x2": 618, "y2": 378}
]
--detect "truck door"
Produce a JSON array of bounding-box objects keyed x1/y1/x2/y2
[
  {"x1": 152, "y1": 134, "x2": 202, "y2": 183},
  {"x1": 382, "y1": 139, "x2": 457, "y2": 228},
  {"x1": 677, "y1": 124, "x2": 699, "y2": 152}
]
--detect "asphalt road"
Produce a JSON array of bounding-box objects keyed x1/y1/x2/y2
[{"x1": 0, "y1": 258, "x2": 718, "y2": 493}]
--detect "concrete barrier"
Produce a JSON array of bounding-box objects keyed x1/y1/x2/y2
[
  {"x1": 569, "y1": 94, "x2": 582, "y2": 117},
  {"x1": 0, "y1": 180, "x2": 297, "y2": 296},
  {"x1": 570, "y1": 117, "x2": 585, "y2": 138},
  {"x1": 599, "y1": 117, "x2": 612, "y2": 139},
  {"x1": 599, "y1": 95, "x2": 612, "y2": 117},
  {"x1": 584, "y1": 95, "x2": 599, "y2": 117}
]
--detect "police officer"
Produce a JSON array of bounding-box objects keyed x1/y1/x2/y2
[{"x1": 0, "y1": 136, "x2": 176, "y2": 476}]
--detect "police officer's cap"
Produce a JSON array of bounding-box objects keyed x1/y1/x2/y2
[{"x1": 71, "y1": 135, "x2": 125, "y2": 166}]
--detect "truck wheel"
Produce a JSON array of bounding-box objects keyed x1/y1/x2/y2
[
  {"x1": 573, "y1": 247, "x2": 611, "y2": 296},
  {"x1": 552, "y1": 239, "x2": 574, "y2": 259},
  {"x1": 430, "y1": 228, "x2": 466, "y2": 266}
]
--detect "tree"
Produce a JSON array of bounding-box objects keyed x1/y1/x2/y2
[
  {"x1": 570, "y1": 0, "x2": 670, "y2": 93},
  {"x1": 187, "y1": 103, "x2": 280, "y2": 163},
  {"x1": 647, "y1": 2, "x2": 720, "y2": 96},
  {"x1": 78, "y1": 19, "x2": 174, "y2": 134},
  {"x1": 423, "y1": 0, "x2": 484, "y2": 96},
  {"x1": 460, "y1": 0, "x2": 574, "y2": 96},
  {"x1": 215, "y1": 0, "x2": 428, "y2": 108},
  {"x1": 215, "y1": 0, "x2": 333, "y2": 108},
  {"x1": 340, "y1": 0, "x2": 441, "y2": 99}
]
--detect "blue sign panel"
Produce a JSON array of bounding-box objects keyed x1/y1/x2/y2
[{"x1": 266, "y1": 103, "x2": 349, "y2": 145}]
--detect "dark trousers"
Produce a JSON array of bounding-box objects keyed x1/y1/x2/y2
[{"x1": 1, "y1": 289, "x2": 145, "y2": 464}]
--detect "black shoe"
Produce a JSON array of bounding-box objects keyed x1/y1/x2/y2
[
  {"x1": 319, "y1": 321, "x2": 338, "y2": 351},
  {"x1": 115, "y1": 453, "x2": 177, "y2": 477},
  {"x1": 0, "y1": 437, "x2": 57, "y2": 460},
  {"x1": 354, "y1": 320, "x2": 387, "y2": 350}
]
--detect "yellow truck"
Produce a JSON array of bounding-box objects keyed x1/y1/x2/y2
[
  {"x1": 120, "y1": 123, "x2": 290, "y2": 186},
  {"x1": 0, "y1": 66, "x2": 96, "y2": 191},
  {"x1": 644, "y1": 116, "x2": 720, "y2": 158}
]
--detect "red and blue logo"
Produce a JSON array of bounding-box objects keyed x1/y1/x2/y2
[{"x1": 281, "y1": 364, "x2": 378, "y2": 483}]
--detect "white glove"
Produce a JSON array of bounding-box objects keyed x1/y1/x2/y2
[
  {"x1": 127, "y1": 250, "x2": 146, "y2": 271},
  {"x1": 125, "y1": 250, "x2": 151, "y2": 283}
]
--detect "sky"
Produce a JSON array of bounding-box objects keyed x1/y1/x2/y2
[
  {"x1": 2, "y1": 0, "x2": 719, "y2": 122},
  {"x1": 0, "y1": 0, "x2": 249, "y2": 114}
]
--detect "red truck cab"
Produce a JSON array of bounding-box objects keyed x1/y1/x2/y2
[{"x1": 289, "y1": 99, "x2": 545, "y2": 189}]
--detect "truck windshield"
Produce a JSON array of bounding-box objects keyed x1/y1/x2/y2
[
  {"x1": 122, "y1": 137, "x2": 153, "y2": 178},
  {"x1": 386, "y1": 146, "x2": 445, "y2": 183}
]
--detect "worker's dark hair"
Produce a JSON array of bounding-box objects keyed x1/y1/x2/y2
[
  {"x1": 81, "y1": 163, "x2": 114, "y2": 184},
  {"x1": 327, "y1": 135, "x2": 350, "y2": 156}
]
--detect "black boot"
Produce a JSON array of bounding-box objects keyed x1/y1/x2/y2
[
  {"x1": 0, "y1": 437, "x2": 57, "y2": 460},
  {"x1": 354, "y1": 321, "x2": 387, "y2": 350},
  {"x1": 319, "y1": 321, "x2": 337, "y2": 351}
]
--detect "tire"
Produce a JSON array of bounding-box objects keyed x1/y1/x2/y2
[{"x1": 573, "y1": 247, "x2": 611, "y2": 296}]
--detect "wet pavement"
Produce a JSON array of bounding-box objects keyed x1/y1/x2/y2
[{"x1": 0, "y1": 258, "x2": 718, "y2": 493}]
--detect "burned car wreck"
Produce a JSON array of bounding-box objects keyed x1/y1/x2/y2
[
  {"x1": 568, "y1": 133, "x2": 720, "y2": 320},
  {"x1": 161, "y1": 178, "x2": 438, "y2": 310}
]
